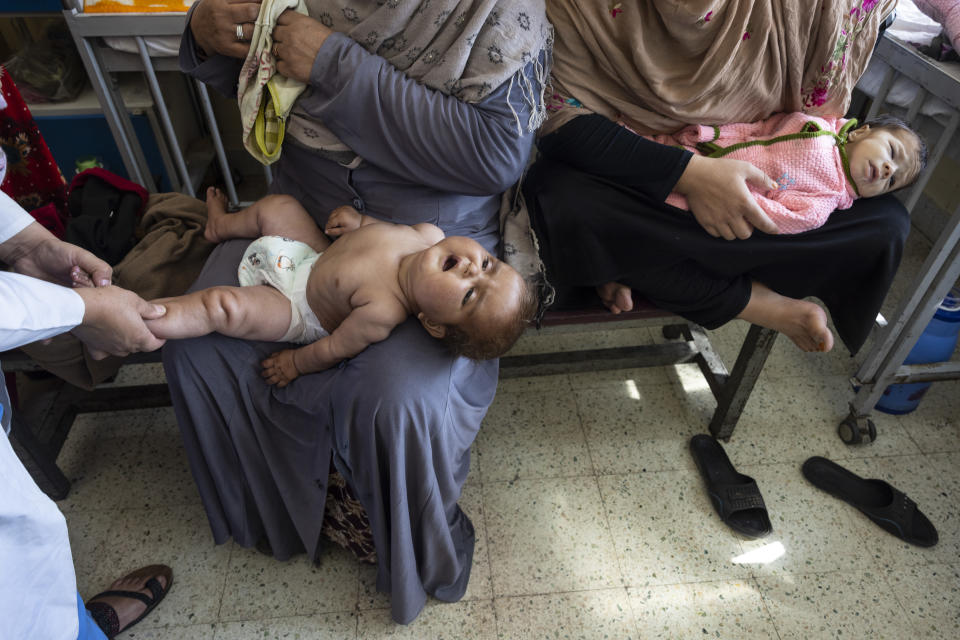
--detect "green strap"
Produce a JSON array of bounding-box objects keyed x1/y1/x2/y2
[{"x1": 837, "y1": 118, "x2": 860, "y2": 197}]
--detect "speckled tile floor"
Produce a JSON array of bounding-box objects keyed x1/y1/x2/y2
[{"x1": 46, "y1": 230, "x2": 960, "y2": 639}]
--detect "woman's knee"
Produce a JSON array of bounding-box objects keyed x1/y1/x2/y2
[
  {"x1": 525, "y1": 157, "x2": 584, "y2": 202},
  {"x1": 333, "y1": 321, "x2": 475, "y2": 438},
  {"x1": 846, "y1": 194, "x2": 910, "y2": 248}
]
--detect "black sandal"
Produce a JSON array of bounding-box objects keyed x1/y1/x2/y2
[
  {"x1": 85, "y1": 565, "x2": 173, "y2": 639},
  {"x1": 690, "y1": 434, "x2": 772, "y2": 538},
  {"x1": 802, "y1": 456, "x2": 938, "y2": 547}
]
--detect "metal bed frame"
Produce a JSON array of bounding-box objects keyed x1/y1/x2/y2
[
  {"x1": 2, "y1": 308, "x2": 777, "y2": 500},
  {"x1": 840, "y1": 33, "x2": 960, "y2": 443},
  {"x1": 60, "y1": 3, "x2": 244, "y2": 205}
]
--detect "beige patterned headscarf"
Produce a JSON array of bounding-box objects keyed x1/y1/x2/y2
[
  {"x1": 542, "y1": 0, "x2": 896, "y2": 136},
  {"x1": 287, "y1": 0, "x2": 551, "y2": 165}
]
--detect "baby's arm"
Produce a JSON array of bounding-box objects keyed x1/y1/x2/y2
[
  {"x1": 260, "y1": 302, "x2": 405, "y2": 387},
  {"x1": 324, "y1": 209, "x2": 445, "y2": 245},
  {"x1": 324, "y1": 206, "x2": 383, "y2": 237},
  {"x1": 411, "y1": 222, "x2": 445, "y2": 244}
]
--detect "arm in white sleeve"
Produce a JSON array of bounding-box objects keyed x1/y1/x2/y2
[
  {"x1": 0, "y1": 191, "x2": 34, "y2": 245},
  {"x1": 0, "y1": 273, "x2": 85, "y2": 352}
]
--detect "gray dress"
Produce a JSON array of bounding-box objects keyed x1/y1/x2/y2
[{"x1": 172, "y1": 28, "x2": 539, "y2": 624}]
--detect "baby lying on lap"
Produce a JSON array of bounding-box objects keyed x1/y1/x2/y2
[
  {"x1": 147, "y1": 188, "x2": 537, "y2": 386},
  {"x1": 647, "y1": 113, "x2": 927, "y2": 234}
]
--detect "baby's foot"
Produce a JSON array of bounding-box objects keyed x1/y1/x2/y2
[
  {"x1": 70, "y1": 265, "x2": 96, "y2": 288},
  {"x1": 597, "y1": 282, "x2": 634, "y2": 314},
  {"x1": 204, "y1": 186, "x2": 230, "y2": 243}
]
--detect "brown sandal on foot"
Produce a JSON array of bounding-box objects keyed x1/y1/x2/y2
[{"x1": 85, "y1": 564, "x2": 173, "y2": 638}]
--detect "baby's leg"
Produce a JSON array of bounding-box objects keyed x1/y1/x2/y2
[
  {"x1": 204, "y1": 187, "x2": 330, "y2": 253},
  {"x1": 148, "y1": 285, "x2": 293, "y2": 342},
  {"x1": 737, "y1": 281, "x2": 834, "y2": 352}
]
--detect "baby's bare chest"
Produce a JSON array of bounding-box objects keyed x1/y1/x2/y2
[{"x1": 306, "y1": 250, "x2": 403, "y2": 329}]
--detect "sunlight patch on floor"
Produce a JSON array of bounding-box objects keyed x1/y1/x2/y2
[{"x1": 731, "y1": 541, "x2": 786, "y2": 565}]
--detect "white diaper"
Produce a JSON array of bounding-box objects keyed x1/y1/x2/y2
[{"x1": 237, "y1": 236, "x2": 327, "y2": 344}]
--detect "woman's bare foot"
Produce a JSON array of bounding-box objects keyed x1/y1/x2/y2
[
  {"x1": 597, "y1": 281, "x2": 634, "y2": 314},
  {"x1": 85, "y1": 565, "x2": 173, "y2": 637},
  {"x1": 738, "y1": 282, "x2": 834, "y2": 352},
  {"x1": 203, "y1": 186, "x2": 230, "y2": 243}
]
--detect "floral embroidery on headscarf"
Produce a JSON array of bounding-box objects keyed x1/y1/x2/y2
[
  {"x1": 609, "y1": 2, "x2": 622, "y2": 18},
  {"x1": 742, "y1": 31, "x2": 750, "y2": 40},
  {"x1": 802, "y1": 0, "x2": 883, "y2": 108},
  {"x1": 697, "y1": 10, "x2": 713, "y2": 26},
  {"x1": 545, "y1": 91, "x2": 582, "y2": 112}
]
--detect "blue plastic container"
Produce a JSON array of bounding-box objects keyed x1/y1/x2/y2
[{"x1": 876, "y1": 286, "x2": 960, "y2": 414}]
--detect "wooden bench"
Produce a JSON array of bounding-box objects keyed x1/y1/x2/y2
[{"x1": 2, "y1": 301, "x2": 777, "y2": 500}]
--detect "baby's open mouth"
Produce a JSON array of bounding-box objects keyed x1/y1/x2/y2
[{"x1": 443, "y1": 256, "x2": 458, "y2": 271}]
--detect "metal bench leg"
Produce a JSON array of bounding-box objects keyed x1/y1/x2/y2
[
  {"x1": 709, "y1": 324, "x2": 778, "y2": 440},
  {"x1": 8, "y1": 412, "x2": 71, "y2": 501}
]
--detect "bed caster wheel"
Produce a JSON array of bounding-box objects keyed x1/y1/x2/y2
[
  {"x1": 838, "y1": 416, "x2": 876, "y2": 445},
  {"x1": 662, "y1": 325, "x2": 684, "y2": 340}
]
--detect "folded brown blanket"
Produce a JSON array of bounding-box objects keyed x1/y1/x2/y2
[{"x1": 20, "y1": 192, "x2": 215, "y2": 390}]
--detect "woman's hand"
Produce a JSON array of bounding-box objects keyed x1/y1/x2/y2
[
  {"x1": 189, "y1": 0, "x2": 262, "y2": 59},
  {"x1": 674, "y1": 155, "x2": 780, "y2": 240},
  {"x1": 72, "y1": 286, "x2": 167, "y2": 359},
  {"x1": 273, "y1": 10, "x2": 333, "y2": 83},
  {"x1": 1, "y1": 221, "x2": 112, "y2": 288}
]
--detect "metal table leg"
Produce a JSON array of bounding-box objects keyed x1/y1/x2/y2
[{"x1": 709, "y1": 325, "x2": 778, "y2": 441}]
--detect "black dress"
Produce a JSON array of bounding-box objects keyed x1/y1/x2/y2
[{"x1": 523, "y1": 114, "x2": 910, "y2": 354}]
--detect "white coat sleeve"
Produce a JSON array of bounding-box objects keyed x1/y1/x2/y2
[
  {"x1": 0, "y1": 190, "x2": 33, "y2": 244},
  {"x1": 0, "y1": 189, "x2": 85, "y2": 351},
  {"x1": 0, "y1": 273, "x2": 85, "y2": 352}
]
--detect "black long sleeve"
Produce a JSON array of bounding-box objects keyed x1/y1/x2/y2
[{"x1": 536, "y1": 114, "x2": 692, "y2": 203}]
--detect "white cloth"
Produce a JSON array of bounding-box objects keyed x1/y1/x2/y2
[
  {"x1": 856, "y1": 1, "x2": 953, "y2": 120},
  {"x1": 238, "y1": 236, "x2": 327, "y2": 344},
  {"x1": 0, "y1": 190, "x2": 33, "y2": 245},
  {"x1": 0, "y1": 190, "x2": 86, "y2": 363},
  {"x1": 0, "y1": 271, "x2": 86, "y2": 363},
  {"x1": 0, "y1": 117, "x2": 84, "y2": 640},
  {"x1": 0, "y1": 427, "x2": 79, "y2": 640}
]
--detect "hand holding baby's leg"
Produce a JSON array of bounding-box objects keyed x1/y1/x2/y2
[{"x1": 261, "y1": 349, "x2": 300, "y2": 387}]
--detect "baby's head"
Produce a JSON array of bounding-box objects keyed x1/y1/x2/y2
[
  {"x1": 408, "y1": 235, "x2": 537, "y2": 360},
  {"x1": 846, "y1": 115, "x2": 927, "y2": 198}
]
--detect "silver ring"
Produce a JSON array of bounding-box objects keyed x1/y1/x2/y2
[{"x1": 235, "y1": 23, "x2": 245, "y2": 42}]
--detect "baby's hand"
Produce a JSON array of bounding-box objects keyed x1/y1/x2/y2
[
  {"x1": 324, "y1": 205, "x2": 362, "y2": 237},
  {"x1": 261, "y1": 349, "x2": 301, "y2": 388}
]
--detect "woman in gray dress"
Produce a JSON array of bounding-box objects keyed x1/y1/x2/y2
[{"x1": 169, "y1": 0, "x2": 550, "y2": 625}]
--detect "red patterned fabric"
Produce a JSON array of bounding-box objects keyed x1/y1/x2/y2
[{"x1": 0, "y1": 66, "x2": 69, "y2": 238}]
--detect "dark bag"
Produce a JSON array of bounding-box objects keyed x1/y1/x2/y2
[{"x1": 65, "y1": 168, "x2": 148, "y2": 265}]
